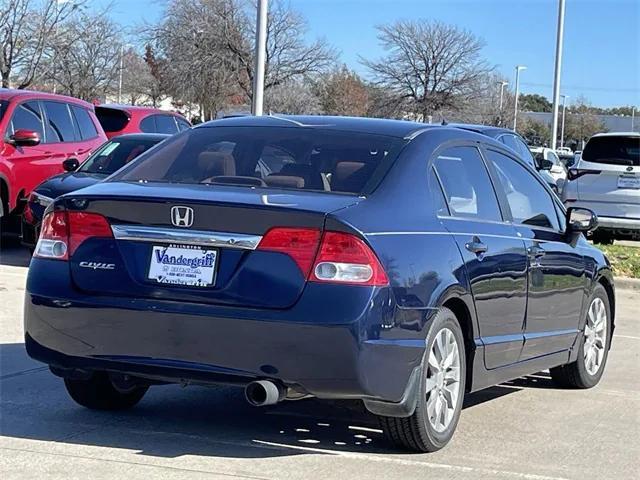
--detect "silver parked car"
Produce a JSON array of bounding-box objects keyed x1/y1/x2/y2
[{"x1": 562, "y1": 132, "x2": 640, "y2": 243}]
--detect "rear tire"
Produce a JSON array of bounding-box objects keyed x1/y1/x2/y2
[
  {"x1": 64, "y1": 372, "x2": 148, "y2": 410},
  {"x1": 550, "y1": 284, "x2": 611, "y2": 389},
  {"x1": 379, "y1": 307, "x2": 466, "y2": 452},
  {"x1": 591, "y1": 230, "x2": 614, "y2": 245}
]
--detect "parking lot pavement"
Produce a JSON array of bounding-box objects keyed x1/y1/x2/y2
[{"x1": 1, "y1": 245, "x2": 639, "y2": 480}]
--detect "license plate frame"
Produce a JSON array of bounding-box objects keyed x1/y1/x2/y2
[
  {"x1": 147, "y1": 243, "x2": 218, "y2": 288},
  {"x1": 617, "y1": 175, "x2": 640, "y2": 189}
]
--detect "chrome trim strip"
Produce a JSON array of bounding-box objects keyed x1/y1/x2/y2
[{"x1": 111, "y1": 225, "x2": 262, "y2": 250}]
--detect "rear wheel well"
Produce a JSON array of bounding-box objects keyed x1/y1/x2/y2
[
  {"x1": 597, "y1": 276, "x2": 615, "y2": 335},
  {"x1": 442, "y1": 297, "x2": 475, "y2": 392}
]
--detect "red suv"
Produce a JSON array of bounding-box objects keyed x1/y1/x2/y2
[
  {"x1": 95, "y1": 105, "x2": 190, "y2": 139},
  {"x1": 0, "y1": 89, "x2": 107, "y2": 220}
]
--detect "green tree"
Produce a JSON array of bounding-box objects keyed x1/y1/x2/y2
[
  {"x1": 519, "y1": 94, "x2": 552, "y2": 112},
  {"x1": 519, "y1": 117, "x2": 551, "y2": 146}
]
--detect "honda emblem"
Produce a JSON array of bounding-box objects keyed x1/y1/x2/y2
[{"x1": 171, "y1": 206, "x2": 194, "y2": 227}]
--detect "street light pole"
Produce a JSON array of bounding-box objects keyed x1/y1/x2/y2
[
  {"x1": 513, "y1": 66, "x2": 526, "y2": 131},
  {"x1": 550, "y1": 0, "x2": 566, "y2": 150},
  {"x1": 632, "y1": 107, "x2": 636, "y2": 132},
  {"x1": 497, "y1": 81, "x2": 508, "y2": 126},
  {"x1": 118, "y1": 44, "x2": 124, "y2": 104},
  {"x1": 251, "y1": 0, "x2": 268, "y2": 116},
  {"x1": 560, "y1": 94, "x2": 569, "y2": 148}
]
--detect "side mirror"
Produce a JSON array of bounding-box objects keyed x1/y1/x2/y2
[
  {"x1": 539, "y1": 158, "x2": 554, "y2": 170},
  {"x1": 62, "y1": 158, "x2": 80, "y2": 172},
  {"x1": 9, "y1": 129, "x2": 40, "y2": 147},
  {"x1": 567, "y1": 207, "x2": 598, "y2": 233}
]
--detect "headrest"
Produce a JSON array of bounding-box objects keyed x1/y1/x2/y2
[
  {"x1": 265, "y1": 175, "x2": 305, "y2": 189},
  {"x1": 197, "y1": 151, "x2": 236, "y2": 177},
  {"x1": 334, "y1": 161, "x2": 366, "y2": 183}
]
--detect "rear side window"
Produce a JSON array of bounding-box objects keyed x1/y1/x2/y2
[
  {"x1": 43, "y1": 101, "x2": 76, "y2": 142},
  {"x1": 582, "y1": 136, "x2": 640, "y2": 166},
  {"x1": 432, "y1": 146, "x2": 502, "y2": 221},
  {"x1": 0, "y1": 100, "x2": 8, "y2": 123},
  {"x1": 487, "y1": 150, "x2": 560, "y2": 230},
  {"x1": 71, "y1": 106, "x2": 98, "y2": 140},
  {"x1": 112, "y1": 126, "x2": 405, "y2": 195},
  {"x1": 95, "y1": 107, "x2": 130, "y2": 133},
  {"x1": 8, "y1": 101, "x2": 45, "y2": 138}
]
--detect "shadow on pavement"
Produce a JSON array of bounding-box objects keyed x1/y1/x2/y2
[
  {"x1": 0, "y1": 342, "x2": 551, "y2": 458},
  {"x1": 0, "y1": 237, "x2": 31, "y2": 268}
]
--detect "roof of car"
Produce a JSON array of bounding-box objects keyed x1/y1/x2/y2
[
  {"x1": 447, "y1": 123, "x2": 515, "y2": 137},
  {"x1": 196, "y1": 114, "x2": 461, "y2": 139},
  {"x1": 591, "y1": 131, "x2": 640, "y2": 138},
  {"x1": 0, "y1": 88, "x2": 94, "y2": 108},
  {"x1": 97, "y1": 104, "x2": 182, "y2": 115},
  {"x1": 109, "y1": 133, "x2": 171, "y2": 142}
]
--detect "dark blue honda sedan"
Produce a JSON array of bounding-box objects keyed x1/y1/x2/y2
[{"x1": 24, "y1": 115, "x2": 614, "y2": 452}]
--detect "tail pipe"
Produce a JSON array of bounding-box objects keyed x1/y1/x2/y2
[{"x1": 245, "y1": 380, "x2": 287, "y2": 406}]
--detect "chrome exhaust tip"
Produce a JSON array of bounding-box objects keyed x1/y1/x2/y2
[{"x1": 245, "y1": 380, "x2": 286, "y2": 406}]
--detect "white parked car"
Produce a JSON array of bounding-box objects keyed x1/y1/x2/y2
[
  {"x1": 530, "y1": 147, "x2": 568, "y2": 191},
  {"x1": 562, "y1": 132, "x2": 640, "y2": 243}
]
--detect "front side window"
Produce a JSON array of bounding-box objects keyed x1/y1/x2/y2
[
  {"x1": 8, "y1": 101, "x2": 45, "y2": 139},
  {"x1": 432, "y1": 146, "x2": 502, "y2": 221},
  {"x1": 176, "y1": 118, "x2": 191, "y2": 131},
  {"x1": 79, "y1": 137, "x2": 164, "y2": 175},
  {"x1": 111, "y1": 126, "x2": 405, "y2": 195},
  {"x1": 43, "y1": 101, "x2": 76, "y2": 143},
  {"x1": 487, "y1": 149, "x2": 560, "y2": 230}
]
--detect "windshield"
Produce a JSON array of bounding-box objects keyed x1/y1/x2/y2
[
  {"x1": 111, "y1": 126, "x2": 405, "y2": 195},
  {"x1": 79, "y1": 137, "x2": 165, "y2": 174},
  {"x1": 582, "y1": 136, "x2": 640, "y2": 166}
]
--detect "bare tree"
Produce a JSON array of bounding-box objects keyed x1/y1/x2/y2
[
  {"x1": 265, "y1": 79, "x2": 320, "y2": 114},
  {"x1": 361, "y1": 20, "x2": 494, "y2": 122},
  {"x1": 149, "y1": 0, "x2": 336, "y2": 117},
  {"x1": 49, "y1": 10, "x2": 123, "y2": 101},
  {"x1": 0, "y1": 0, "x2": 81, "y2": 88}
]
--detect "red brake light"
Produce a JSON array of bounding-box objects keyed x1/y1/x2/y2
[
  {"x1": 257, "y1": 227, "x2": 321, "y2": 277},
  {"x1": 34, "y1": 211, "x2": 112, "y2": 260},
  {"x1": 310, "y1": 231, "x2": 389, "y2": 286},
  {"x1": 67, "y1": 212, "x2": 113, "y2": 255}
]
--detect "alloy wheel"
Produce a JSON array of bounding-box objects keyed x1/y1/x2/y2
[
  {"x1": 425, "y1": 327, "x2": 462, "y2": 433},
  {"x1": 583, "y1": 297, "x2": 607, "y2": 376}
]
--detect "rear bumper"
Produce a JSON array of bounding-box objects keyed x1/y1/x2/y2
[
  {"x1": 596, "y1": 216, "x2": 640, "y2": 231},
  {"x1": 24, "y1": 258, "x2": 429, "y2": 410}
]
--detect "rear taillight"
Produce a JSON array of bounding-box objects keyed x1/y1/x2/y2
[
  {"x1": 257, "y1": 227, "x2": 389, "y2": 286},
  {"x1": 34, "y1": 211, "x2": 113, "y2": 260},
  {"x1": 568, "y1": 168, "x2": 601, "y2": 180},
  {"x1": 257, "y1": 227, "x2": 322, "y2": 276},
  {"x1": 310, "y1": 231, "x2": 389, "y2": 286}
]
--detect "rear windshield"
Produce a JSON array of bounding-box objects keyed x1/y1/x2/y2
[
  {"x1": 111, "y1": 126, "x2": 405, "y2": 195},
  {"x1": 79, "y1": 137, "x2": 165, "y2": 174},
  {"x1": 95, "y1": 107, "x2": 130, "y2": 133},
  {"x1": 582, "y1": 136, "x2": 640, "y2": 166}
]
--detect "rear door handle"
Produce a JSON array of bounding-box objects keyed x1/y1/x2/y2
[
  {"x1": 527, "y1": 245, "x2": 546, "y2": 258},
  {"x1": 465, "y1": 236, "x2": 488, "y2": 255}
]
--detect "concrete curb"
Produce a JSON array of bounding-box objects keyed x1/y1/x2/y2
[{"x1": 614, "y1": 277, "x2": 640, "y2": 291}]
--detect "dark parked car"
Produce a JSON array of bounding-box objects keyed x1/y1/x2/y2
[
  {"x1": 25, "y1": 116, "x2": 614, "y2": 452},
  {"x1": 21, "y1": 133, "x2": 168, "y2": 247},
  {"x1": 452, "y1": 124, "x2": 560, "y2": 193}
]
